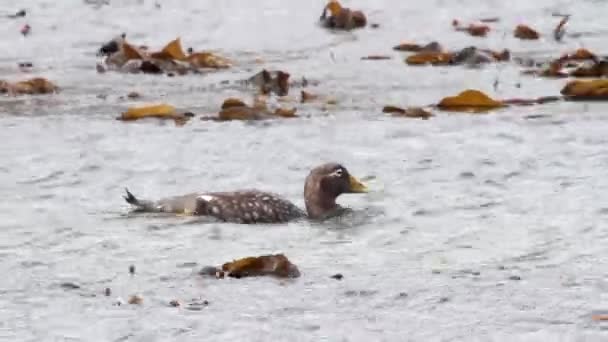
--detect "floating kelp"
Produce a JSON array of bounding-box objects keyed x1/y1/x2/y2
[
  {"x1": 0, "y1": 77, "x2": 58, "y2": 96},
  {"x1": 406, "y1": 52, "x2": 454, "y2": 66},
  {"x1": 118, "y1": 104, "x2": 194, "y2": 125},
  {"x1": 319, "y1": 0, "x2": 366, "y2": 30},
  {"x1": 97, "y1": 34, "x2": 231, "y2": 75},
  {"x1": 199, "y1": 254, "x2": 300, "y2": 279},
  {"x1": 561, "y1": 79, "x2": 608, "y2": 100},
  {"x1": 452, "y1": 20, "x2": 491, "y2": 37},
  {"x1": 514, "y1": 24, "x2": 540, "y2": 40},
  {"x1": 213, "y1": 96, "x2": 297, "y2": 121},
  {"x1": 405, "y1": 46, "x2": 509, "y2": 66},
  {"x1": 437, "y1": 89, "x2": 505, "y2": 112},
  {"x1": 247, "y1": 69, "x2": 290, "y2": 96},
  {"x1": 393, "y1": 41, "x2": 443, "y2": 53},
  {"x1": 521, "y1": 49, "x2": 606, "y2": 78}
]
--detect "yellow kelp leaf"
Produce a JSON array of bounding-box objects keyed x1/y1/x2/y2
[
  {"x1": 326, "y1": 0, "x2": 343, "y2": 17},
  {"x1": 437, "y1": 89, "x2": 505, "y2": 112},
  {"x1": 405, "y1": 52, "x2": 453, "y2": 66},
  {"x1": 187, "y1": 52, "x2": 231, "y2": 69},
  {"x1": 119, "y1": 104, "x2": 177, "y2": 121},
  {"x1": 274, "y1": 107, "x2": 297, "y2": 118},
  {"x1": 150, "y1": 38, "x2": 187, "y2": 61},
  {"x1": 122, "y1": 42, "x2": 144, "y2": 61},
  {"x1": 221, "y1": 98, "x2": 247, "y2": 109},
  {"x1": 218, "y1": 106, "x2": 263, "y2": 121},
  {"x1": 560, "y1": 79, "x2": 608, "y2": 98}
]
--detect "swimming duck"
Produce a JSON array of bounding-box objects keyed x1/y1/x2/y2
[{"x1": 123, "y1": 162, "x2": 368, "y2": 224}]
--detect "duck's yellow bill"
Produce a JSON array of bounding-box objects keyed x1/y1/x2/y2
[{"x1": 348, "y1": 175, "x2": 368, "y2": 193}]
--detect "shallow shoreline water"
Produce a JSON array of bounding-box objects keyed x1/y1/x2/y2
[{"x1": 1, "y1": 0, "x2": 608, "y2": 341}]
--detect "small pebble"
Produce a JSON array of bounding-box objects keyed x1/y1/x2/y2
[
  {"x1": 397, "y1": 292, "x2": 408, "y2": 298},
  {"x1": 370, "y1": 23, "x2": 380, "y2": 29},
  {"x1": 129, "y1": 265, "x2": 135, "y2": 275},
  {"x1": 330, "y1": 273, "x2": 343, "y2": 280},
  {"x1": 104, "y1": 288, "x2": 111, "y2": 296},
  {"x1": 508, "y1": 275, "x2": 521, "y2": 281},
  {"x1": 169, "y1": 300, "x2": 181, "y2": 307},
  {"x1": 438, "y1": 297, "x2": 450, "y2": 303}
]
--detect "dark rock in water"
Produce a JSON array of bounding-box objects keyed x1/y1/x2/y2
[
  {"x1": 104, "y1": 287, "x2": 111, "y2": 296},
  {"x1": 60, "y1": 282, "x2": 81, "y2": 290},
  {"x1": 438, "y1": 296, "x2": 450, "y2": 303},
  {"x1": 509, "y1": 275, "x2": 522, "y2": 281},
  {"x1": 330, "y1": 273, "x2": 344, "y2": 280},
  {"x1": 129, "y1": 265, "x2": 135, "y2": 275}
]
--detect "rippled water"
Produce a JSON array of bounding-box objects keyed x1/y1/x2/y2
[{"x1": 1, "y1": 0, "x2": 608, "y2": 341}]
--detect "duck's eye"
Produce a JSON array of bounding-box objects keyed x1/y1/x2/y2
[{"x1": 329, "y1": 168, "x2": 344, "y2": 178}]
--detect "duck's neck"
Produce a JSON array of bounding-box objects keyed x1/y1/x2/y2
[{"x1": 304, "y1": 189, "x2": 339, "y2": 220}]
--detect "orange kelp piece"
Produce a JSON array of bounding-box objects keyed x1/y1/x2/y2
[
  {"x1": 466, "y1": 24, "x2": 490, "y2": 37},
  {"x1": 326, "y1": 0, "x2": 343, "y2": 17},
  {"x1": 150, "y1": 38, "x2": 187, "y2": 61},
  {"x1": 406, "y1": 52, "x2": 453, "y2": 66},
  {"x1": 560, "y1": 79, "x2": 608, "y2": 99},
  {"x1": 119, "y1": 104, "x2": 178, "y2": 121},
  {"x1": 514, "y1": 25, "x2": 540, "y2": 40},
  {"x1": 559, "y1": 48, "x2": 597, "y2": 62},
  {"x1": 122, "y1": 42, "x2": 144, "y2": 61},
  {"x1": 10, "y1": 77, "x2": 59, "y2": 95},
  {"x1": 274, "y1": 107, "x2": 297, "y2": 118},
  {"x1": 393, "y1": 42, "x2": 421, "y2": 52},
  {"x1": 570, "y1": 62, "x2": 608, "y2": 78},
  {"x1": 383, "y1": 106, "x2": 433, "y2": 119},
  {"x1": 221, "y1": 254, "x2": 300, "y2": 278},
  {"x1": 437, "y1": 89, "x2": 505, "y2": 112},
  {"x1": 187, "y1": 52, "x2": 231, "y2": 69},
  {"x1": 221, "y1": 98, "x2": 247, "y2": 109}
]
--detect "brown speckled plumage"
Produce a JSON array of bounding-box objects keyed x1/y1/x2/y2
[{"x1": 124, "y1": 162, "x2": 367, "y2": 224}]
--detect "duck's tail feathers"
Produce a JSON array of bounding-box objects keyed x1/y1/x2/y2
[{"x1": 123, "y1": 188, "x2": 156, "y2": 212}]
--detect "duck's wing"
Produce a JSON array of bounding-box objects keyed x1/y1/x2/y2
[{"x1": 194, "y1": 190, "x2": 305, "y2": 224}]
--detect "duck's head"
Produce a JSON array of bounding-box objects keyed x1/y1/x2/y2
[{"x1": 304, "y1": 162, "x2": 368, "y2": 219}]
